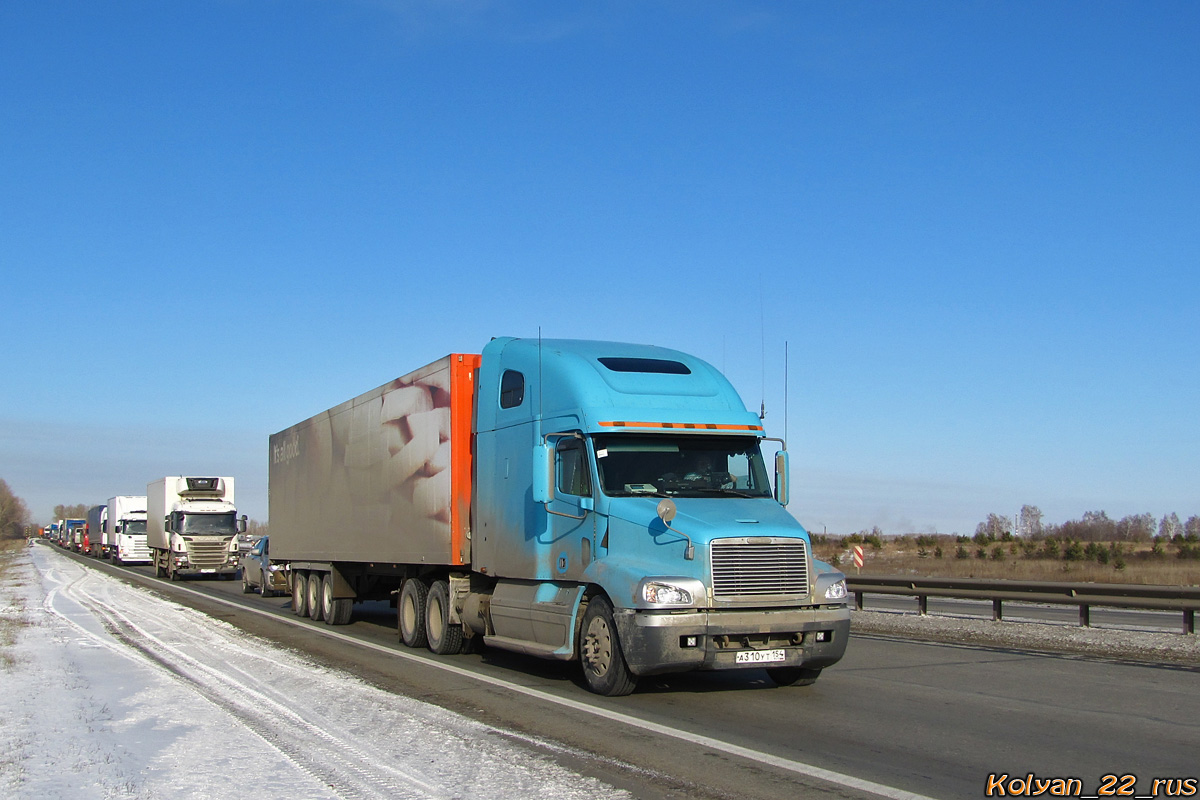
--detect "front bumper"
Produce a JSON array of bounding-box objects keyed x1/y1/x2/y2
[{"x1": 613, "y1": 605, "x2": 851, "y2": 677}]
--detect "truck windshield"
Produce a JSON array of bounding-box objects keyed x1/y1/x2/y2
[
  {"x1": 592, "y1": 434, "x2": 773, "y2": 498},
  {"x1": 180, "y1": 512, "x2": 237, "y2": 535},
  {"x1": 123, "y1": 520, "x2": 147, "y2": 535}
]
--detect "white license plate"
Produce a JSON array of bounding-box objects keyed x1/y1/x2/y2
[
  {"x1": 735, "y1": 649, "x2": 786, "y2": 664},
  {"x1": 200, "y1": 569, "x2": 216, "y2": 573}
]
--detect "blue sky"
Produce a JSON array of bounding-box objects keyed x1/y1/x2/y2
[{"x1": 2, "y1": 1, "x2": 1197, "y2": 534}]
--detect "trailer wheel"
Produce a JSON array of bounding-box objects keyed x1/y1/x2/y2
[
  {"x1": 321, "y1": 574, "x2": 352, "y2": 625},
  {"x1": 766, "y1": 667, "x2": 822, "y2": 687},
  {"x1": 307, "y1": 572, "x2": 325, "y2": 621},
  {"x1": 398, "y1": 579, "x2": 428, "y2": 648},
  {"x1": 579, "y1": 596, "x2": 637, "y2": 697},
  {"x1": 292, "y1": 572, "x2": 309, "y2": 617},
  {"x1": 425, "y1": 580, "x2": 463, "y2": 655}
]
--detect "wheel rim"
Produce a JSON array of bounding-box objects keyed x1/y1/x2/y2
[
  {"x1": 428, "y1": 594, "x2": 444, "y2": 642},
  {"x1": 582, "y1": 615, "x2": 613, "y2": 676},
  {"x1": 401, "y1": 596, "x2": 416, "y2": 638}
]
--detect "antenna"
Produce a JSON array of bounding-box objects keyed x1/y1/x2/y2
[
  {"x1": 538, "y1": 326, "x2": 543, "y2": 417},
  {"x1": 784, "y1": 340, "x2": 789, "y2": 442},
  {"x1": 759, "y1": 286, "x2": 766, "y2": 420}
]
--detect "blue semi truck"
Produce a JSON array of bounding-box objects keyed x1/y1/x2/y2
[{"x1": 269, "y1": 338, "x2": 850, "y2": 695}]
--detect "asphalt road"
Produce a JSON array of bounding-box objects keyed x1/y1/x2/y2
[{"x1": 53, "y1": 549, "x2": 1200, "y2": 800}]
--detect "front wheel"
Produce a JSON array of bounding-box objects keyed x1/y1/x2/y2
[
  {"x1": 579, "y1": 596, "x2": 637, "y2": 696},
  {"x1": 766, "y1": 666, "x2": 822, "y2": 687}
]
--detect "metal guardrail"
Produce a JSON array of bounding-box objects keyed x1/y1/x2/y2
[{"x1": 846, "y1": 576, "x2": 1200, "y2": 635}]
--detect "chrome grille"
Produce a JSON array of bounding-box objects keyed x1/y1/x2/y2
[
  {"x1": 710, "y1": 538, "x2": 809, "y2": 599},
  {"x1": 185, "y1": 538, "x2": 233, "y2": 568}
]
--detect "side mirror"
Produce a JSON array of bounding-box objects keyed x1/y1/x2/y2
[
  {"x1": 238, "y1": 514, "x2": 248, "y2": 533},
  {"x1": 532, "y1": 442, "x2": 554, "y2": 504},
  {"x1": 656, "y1": 498, "x2": 677, "y2": 524},
  {"x1": 774, "y1": 450, "x2": 790, "y2": 506},
  {"x1": 166, "y1": 513, "x2": 176, "y2": 532}
]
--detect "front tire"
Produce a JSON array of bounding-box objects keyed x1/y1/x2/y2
[
  {"x1": 766, "y1": 666, "x2": 822, "y2": 687},
  {"x1": 425, "y1": 580, "x2": 463, "y2": 655},
  {"x1": 579, "y1": 596, "x2": 637, "y2": 696},
  {"x1": 398, "y1": 579, "x2": 428, "y2": 648}
]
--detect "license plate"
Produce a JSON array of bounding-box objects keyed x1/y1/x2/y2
[
  {"x1": 200, "y1": 569, "x2": 216, "y2": 573},
  {"x1": 735, "y1": 649, "x2": 785, "y2": 664}
]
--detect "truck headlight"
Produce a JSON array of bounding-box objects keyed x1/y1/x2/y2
[
  {"x1": 643, "y1": 582, "x2": 692, "y2": 605},
  {"x1": 824, "y1": 579, "x2": 847, "y2": 601}
]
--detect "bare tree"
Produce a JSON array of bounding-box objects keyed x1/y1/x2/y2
[
  {"x1": 53, "y1": 503, "x2": 90, "y2": 520},
  {"x1": 1017, "y1": 505, "x2": 1044, "y2": 539},
  {"x1": 0, "y1": 478, "x2": 32, "y2": 540},
  {"x1": 1158, "y1": 513, "x2": 1183, "y2": 541}
]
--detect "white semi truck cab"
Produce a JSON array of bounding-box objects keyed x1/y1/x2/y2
[
  {"x1": 147, "y1": 477, "x2": 245, "y2": 580},
  {"x1": 106, "y1": 495, "x2": 151, "y2": 565}
]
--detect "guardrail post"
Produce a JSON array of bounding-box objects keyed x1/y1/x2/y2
[
  {"x1": 1185, "y1": 609, "x2": 1195, "y2": 636},
  {"x1": 855, "y1": 591, "x2": 864, "y2": 612},
  {"x1": 992, "y1": 599, "x2": 1003, "y2": 621},
  {"x1": 918, "y1": 595, "x2": 928, "y2": 616},
  {"x1": 1079, "y1": 604, "x2": 1090, "y2": 628}
]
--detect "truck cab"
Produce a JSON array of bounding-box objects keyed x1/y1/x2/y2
[{"x1": 470, "y1": 338, "x2": 850, "y2": 694}]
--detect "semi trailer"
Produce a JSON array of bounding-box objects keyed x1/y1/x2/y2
[{"x1": 269, "y1": 337, "x2": 850, "y2": 695}]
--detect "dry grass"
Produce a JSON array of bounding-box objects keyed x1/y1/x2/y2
[
  {"x1": 0, "y1": 539, "x2": 30, "y2": 670},
  {"x1": 814, "y1": 536, "x2": 1200, "y2": 586}
]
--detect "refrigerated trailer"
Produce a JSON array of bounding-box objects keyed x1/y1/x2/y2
[{"x1": 269, "y1": 338, "x2": 850, "y2": 696}]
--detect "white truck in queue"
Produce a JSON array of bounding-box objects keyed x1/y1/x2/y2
[
  {"x1": 147, "y1": 476, "x2": 245, "y2": 580},
  {"x1": 106, "y1": 495, "x2": 151, "y2": 565}
]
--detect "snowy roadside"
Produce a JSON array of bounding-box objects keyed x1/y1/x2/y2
[{"x1": 0, "y1": 543, "x2": 630, "y2": 800}]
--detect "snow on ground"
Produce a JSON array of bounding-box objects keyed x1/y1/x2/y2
[{"x1": 0, "y1": 543, "x2": 630, "y2": 799}]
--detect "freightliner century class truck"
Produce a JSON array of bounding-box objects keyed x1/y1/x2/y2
[
  {"x1": 269, "y1": 338, "x2": 850, "y2": 695},
  {"x1": 147, "y1": 476, "x2": 246, "y2": 580}
]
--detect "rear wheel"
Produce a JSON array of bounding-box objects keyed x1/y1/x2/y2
[
  {"x1": 260, "y1": 569, "x2": 273, "y2": 598},
  {"x1": 398, "y1": 579, "x2": 428, "y2": 648},
  {"x1": 321, "y1": 574, "x2": 353, "y2": 625},
  {"x1": 242, "y1": 570, "x2": 254, "y2": 593},
  {"x1": 307, "y1": 572, "x2": 325, "y2": 621},
  {"x1": 425, "y1": 580, "x2": 463, "y2": 655},
  {"x1": 292, "y1": 572, "x2": 309, "y2": 617},
  {"x1": 766, "y1": 667, "x2": 822, "y2": 687},
  {"x1": 579, "y1": 596, "x2": 637, "y2": 696}
]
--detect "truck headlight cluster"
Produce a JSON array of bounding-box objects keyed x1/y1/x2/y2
[
  {"x1": 824, "y1": 579, "x2": 848, "y2": 601},
  {"x1": 642, "y1": 582, "x2": 693, "y2": 605}
]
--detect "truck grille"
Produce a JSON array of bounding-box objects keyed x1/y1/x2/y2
[
  {"x1": 185, "y1": 538, "x2": 232, "y2": 568},
  {"x1": 123, "y1": 538, "x2": 152, "y2": 562},
  {"x1": 710, "y1": 538, "x2": 809, "y2": 599}
]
